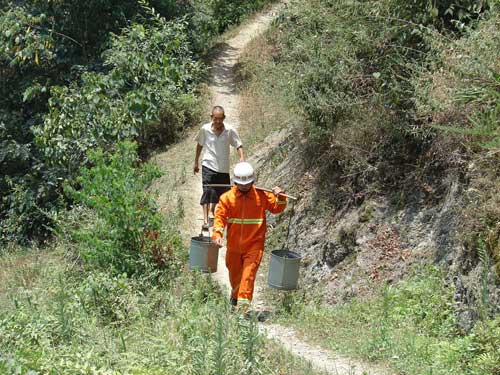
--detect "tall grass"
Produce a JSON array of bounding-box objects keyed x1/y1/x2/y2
[
  {"x1": 236, "y1": 1, "x2": 499, "y2": 374},
  {"x1": 0, "y1": 247, "x2": 327, "y2": 375},
  {"x1": 271, "y1": 267, "x2": 499, "y2": 375}
]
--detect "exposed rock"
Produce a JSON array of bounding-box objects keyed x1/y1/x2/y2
[
  {"x1": 321, "y1": 241, "x2": 351, "y2": 268},
  {"x1": 453, "y1": 276, "x2": 478, "y2": 332},
  {"x1": 257, "y1": 126, "x2": 498, "y2": 326}
]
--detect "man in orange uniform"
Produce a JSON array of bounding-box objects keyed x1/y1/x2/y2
[{"x1": 212, "y1": 162, "x2": 287, "y2": 311}]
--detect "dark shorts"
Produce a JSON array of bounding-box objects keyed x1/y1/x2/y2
[{"x1": 200, "y1": 166, "x2": 231, "y2": 205}]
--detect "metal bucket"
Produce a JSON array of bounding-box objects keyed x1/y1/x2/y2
[
  {"x1": 268, "y1": 250, "x2": 301, "y2": 290},
  {"x1": 189, "y1": 236, "x2": 219, "y2": 273}
]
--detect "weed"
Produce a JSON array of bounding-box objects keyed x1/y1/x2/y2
[
  {"x1": 212, "y1": 312, "x2": 227, "y2": 375},
  {"x1": 486, "y1": 223, "x2": 500, "y2": 278},
  {"x1": 359, "y1": 203, "x2": 375, "y2": 223},
  {"x1": 1, "y1": 246, "x2": 325, "y2": 375},
  {"x1": 268, "y1": 266, "x2": 500, "y2": 374},
  {"x1": 239, "y1": 317, "x2": 262, "y2": 374},
  {"x1": 367, "y1": 284, "x2": 392, "y2": 360},
  {"x1": 477, "y1": 238, "x2": 496, "y2": 319}
]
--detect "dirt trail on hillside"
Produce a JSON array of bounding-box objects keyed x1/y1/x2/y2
[{"x1": 153, "y1": 3, "x2": 390, "y2": 375}]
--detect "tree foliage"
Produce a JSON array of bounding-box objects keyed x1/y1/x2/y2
[
  {"x1": 0, "y1": 0, "x2": 271, "y2": 244},
  {"x1": 63, "y1": 141, "x2": 179, "y2": 275},
  {"x1": 35, "y1": 15, "x2": 203, "y2": 174},
  {"x1": 265, "y1": 0, "x2": 496, "y2": 197}
]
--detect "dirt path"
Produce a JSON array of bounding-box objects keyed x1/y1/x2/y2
[{"x1": 152, "y1": 3, "x2": 391, "y2": 375}]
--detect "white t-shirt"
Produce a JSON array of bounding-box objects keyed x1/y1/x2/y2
[{"x1": 196, "y1": 122, "x2": 243, "y2": 173}]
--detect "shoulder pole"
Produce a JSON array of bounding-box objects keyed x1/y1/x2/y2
[{"x1": 204, "y1": 184, "x2": 298, "y2": 200}]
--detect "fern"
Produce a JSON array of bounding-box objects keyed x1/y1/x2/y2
[{"x1": 474, "y1": 351, "x2": 500, "y2": 375}]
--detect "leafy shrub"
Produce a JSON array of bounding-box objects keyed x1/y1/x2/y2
[
  {"x1": 415, "y1": 10, "x2": 500, "y2": 150},
  {"x1": 262, "y1": 0, "x2": 440, "y2": 207},
  {"x1": 63, "y1": 141, "x2": 180, "y2": 275},
  {"x1": 36, "y1": 15, "x2": 204, "y2": 174},
  {"x1": 387, "y1": 268, "x2": 458, "y2": 336},
  {"x1": 77, "y1": 272, "x2": 139, "y2": 324},
  {"x1": 1, "y1": 0, "x2": 273, "y2": 244},
  {"x1": 413, "y1": 8, "x2": 499, "y2": 297},
  {"x1": 211, "y1": 0, "x2": 271, "y2": 31},
  {"x1": 8, "y1": 0, "x2": 143, "y2": 59},
  {"x1": 388, "y1": 0, "x2": 490, "y2": 32},
  {"x1": 257, "y1": 0, "x2": 497, "y2": 214},
  {"x1": 0, "y1": 173, "x2": 61, "y2": 245},
  {"x1": 0, "y1": 2, "x2": 162, "y2": 244},
  {"x1": 185, "y1": 0, "x2": 272, "y2": 54},
  {"x1": 0, "y1": 7, "x2": 61, "y2": 245},
  {"x1": 2, "y1": 9, "x2": 204, "y2": 244},
  {"x1": 465, "y1": 316, "x2": 500, "y2": 375}
]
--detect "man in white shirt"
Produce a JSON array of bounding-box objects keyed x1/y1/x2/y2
[{"x1": 194, "y1": 106, "x2": 244, "y2": 230}]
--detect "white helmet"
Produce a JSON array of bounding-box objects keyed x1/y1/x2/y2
[{"x1": 233, "y1": 162, "x2": 255, "y2": 185}]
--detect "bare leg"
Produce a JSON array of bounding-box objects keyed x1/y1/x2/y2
[{"x1": 202, "y1": 204, "x2": 209, "y2": 226}]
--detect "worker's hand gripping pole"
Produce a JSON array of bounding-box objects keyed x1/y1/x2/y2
[{"x1": 204, "y1": 184, "x2": 298, "y2": 200}]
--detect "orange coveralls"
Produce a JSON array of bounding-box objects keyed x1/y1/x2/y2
[{"x1": 212, "y1": 185, "x2": 287, "y2": 305}]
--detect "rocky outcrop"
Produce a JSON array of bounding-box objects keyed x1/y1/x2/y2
[{"x1": 253, "y1": 128, "x2": 499, "y2": 327}]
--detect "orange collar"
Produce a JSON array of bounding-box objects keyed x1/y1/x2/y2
[{"x1": 234, "y1": 184, "x2": 256, "y2": 198}]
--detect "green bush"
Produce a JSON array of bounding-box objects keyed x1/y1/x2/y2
[
  {"x1": 0, "y1": 7, "x2": 62, "y2": 244},
  {"x1": 388, "y1": 0, "x2": 490, "y2": 32},
  {"x1": 212, "y1": 0, "x2": 271, "y2": 30},
  {"x1": 2, "y1": 0, "x2": 270, "y2": 244},
  {"x1": 185, "y1": 0, "x2": 272, "y2": 54},
  {"x1": 262, "y1": 0, "x2": 438, "y2": 205},
  {"x1": 36, "y1": 16, "x2": 204, "y2": 174},
  {"x1": 256, "y1": 0, "x2": 497, "y2": 212},
  {"x1": 386, "y1": 268, "x2": 458, "y2": 336},
  {"x1": 1, "y1": 10, "x2": 204, "y2": 244},
  {"x1": 415, "y1": 9, "x2": 500, "y2": 150},
  {"x1": 465, "y1": 316, "x2": 500, "y2": 375},
  {"x1": 77, "y1": 272, "x2": 140, "y2": 324},
  {"x1": 0, "y1": 1, "x2": 161, "y2": 244},
  {"x1": 63, "y1": 141, "x2": 181, "y2": 275}
]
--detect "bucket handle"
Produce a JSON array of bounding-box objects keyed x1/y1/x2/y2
[
  {"x1": 282, "y1": 199, "x2": 296, "y2": 258},
  {"x1": 200, "y1": 225, "x2": 211, "y2": 240}
]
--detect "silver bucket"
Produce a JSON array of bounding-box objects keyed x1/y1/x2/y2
[
  {"x1": 268, "y1": 250, "x2": 301, "y2": 290},
  {"x1": 189, "y1": 236, "x2": 219, "y2": 273}
]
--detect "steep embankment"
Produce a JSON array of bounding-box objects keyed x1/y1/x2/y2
[
  {"x1": 239, "y1": 0, "x2": 500, "y2": 321},
  {"x1": 151, "y1": 2, "x2": 392, "y2": 374},
  {"x1": 234, "y1": 1, "x2": 499, "y2": 374}
]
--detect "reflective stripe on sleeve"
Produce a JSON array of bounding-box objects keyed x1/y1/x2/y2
[
  {"x1": 213, "y1": 227, "x2": 224, "y2": 233},
  {"x1": 277, "y1": 199, "x2": 287, "y2": 205},
  {"x1": 228, "y1": 218, "x2": 264, "y2": 224}
]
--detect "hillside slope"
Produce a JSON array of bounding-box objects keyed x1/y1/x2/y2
[
  {"x1": 240, "y1": 0, "x2": 499, "y2": 320},
  {"x1": 235, "y1": 0, "x2": 499, "y2": 373}
]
